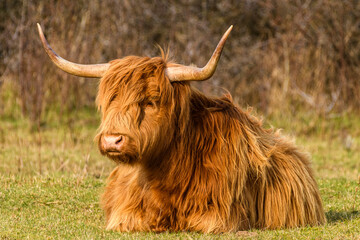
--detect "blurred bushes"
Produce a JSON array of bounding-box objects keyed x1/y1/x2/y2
[{"x1": 1, "y1": 0, "x2": 360, "y2": 123}]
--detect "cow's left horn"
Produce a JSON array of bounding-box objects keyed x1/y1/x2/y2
[
  {"x1": 165, "y1": 25, "x2": 233, "y2": 82},
  {"x1": 37, "y1": 23, "x2": 110, "y2": 78}
]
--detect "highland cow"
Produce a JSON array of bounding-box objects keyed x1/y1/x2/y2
[{"x1": 37, "y1": 23, "x2": 326, "y2": 233}]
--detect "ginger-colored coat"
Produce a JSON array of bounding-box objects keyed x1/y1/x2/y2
[{"x1": 97, "y1": 56, "x2": 326, "y2": 233}]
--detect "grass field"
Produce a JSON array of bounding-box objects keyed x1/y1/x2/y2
[{"x1": 1, "y1": 107, "x2": 359, "y2": 239}]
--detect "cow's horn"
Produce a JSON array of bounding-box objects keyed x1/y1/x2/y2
[
  {"x1": 165, "y1": 25, "x2": 233, "y2": 82},
  {"x1": 37, "y1": 23, "x2": 110, "y2": 78}
]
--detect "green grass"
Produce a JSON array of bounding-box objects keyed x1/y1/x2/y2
[
  {"x1": 0, "y1": 176, "x2": 359, "y2": 239},
  {"x1": 1, "y1": 106, "x2": 360, "y2": 239}
]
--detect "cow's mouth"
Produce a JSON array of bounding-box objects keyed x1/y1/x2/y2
[{"x1": 106, "y1": 151, "x2": 122, "y2": 156}]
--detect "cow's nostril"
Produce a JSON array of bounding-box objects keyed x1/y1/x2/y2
[{"x1": 115, "y1": 136, "x2": 123, "y2": 145}]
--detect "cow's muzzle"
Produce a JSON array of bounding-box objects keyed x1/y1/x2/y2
[{"x1": 100, "y1": 134, "x2": 124, "y2": 154}]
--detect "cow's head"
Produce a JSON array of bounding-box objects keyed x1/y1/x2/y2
[
  {"x1": 96, "y1": 56, "x2": 176, "y2": 164},
  {"x1": 37, "y1": 24, "x2": 232, "y2": 164}
]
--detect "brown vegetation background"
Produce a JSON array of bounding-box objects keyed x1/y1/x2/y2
[{"x1": 1, "y1": 0, "x2": 360, "y2": 123}]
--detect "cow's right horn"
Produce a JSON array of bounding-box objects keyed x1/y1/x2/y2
[{"x1": 37, "y1": 23, "x2": 110, "y2": 78}]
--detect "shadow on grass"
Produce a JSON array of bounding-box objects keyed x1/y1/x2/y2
[{"x1": 326, "y1": 210, "x2": 360, "y2": 223}]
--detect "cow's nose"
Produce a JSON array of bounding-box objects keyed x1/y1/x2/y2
[{"x1": 101, "y1": 134, "x2": 124, "y2": 152}]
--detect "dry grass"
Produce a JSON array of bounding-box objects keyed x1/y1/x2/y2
[{"x1": 1, "y1": 0, "x2": 360, "y2": 124}]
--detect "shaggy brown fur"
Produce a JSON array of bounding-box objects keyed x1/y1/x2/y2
[{"x1": 96, "y1": 55, "x2": 326, "y2": 233}]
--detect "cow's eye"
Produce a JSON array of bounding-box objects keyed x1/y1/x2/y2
[
  {"x1": 110, "y1": 94, "x2": 117, "y2": 102},
  {"x1": 147, "y1": 101, "x2": 154, "y2": 107}
]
